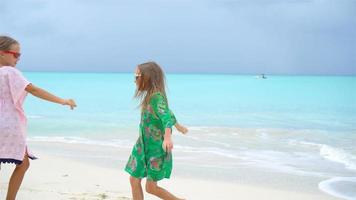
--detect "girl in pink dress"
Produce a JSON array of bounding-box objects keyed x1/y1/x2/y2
[{"x1": 0, "y1": 35, "x2": 77, "y2": 200}]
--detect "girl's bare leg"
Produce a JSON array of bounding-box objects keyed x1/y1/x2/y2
[
  {"x1": 145, "y1": 180, "x2": 185, "y2": 200},
  {"x1": 130, "y1": 176, "x2": 144, "y2": 200},
  {"x1": 6, "y1": 154, "x2": 30, "y2": 200}
]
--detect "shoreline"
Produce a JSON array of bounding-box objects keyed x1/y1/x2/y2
[{"x1": 1, "y1": 141, "x2": 340, "y2": 200}]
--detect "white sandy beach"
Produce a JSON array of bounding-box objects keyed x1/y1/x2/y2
[{"x1": 0, "y1": 142, "x2": 339, "y2": 200}]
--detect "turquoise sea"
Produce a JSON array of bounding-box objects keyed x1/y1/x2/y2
[{"x1": 24, "y1": 72, "x2": 356, "y2": 199}]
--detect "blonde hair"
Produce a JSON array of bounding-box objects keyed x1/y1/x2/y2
[
  {"x1": 134, "y1": 61, "x2": 168, "y2": 109},
  {"x1": 0, "y1": 36, "x2": 19, "y2": 51}
]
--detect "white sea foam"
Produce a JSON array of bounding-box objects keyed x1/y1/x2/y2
[
  {"x1": 28, "y1": 136, "x2": 132, "y2": 148},
  {"x1": 183, "y1": 135, "x2": 231, "y2": 147},
  {"x1": 257, "y1": 131, "x2": 269, "y2": 139},
  {"x1": 319, "y1": 177, "x2": 356, "y2": 200},
  {"x1": 187, "y1": 126, "x2": 206, "y2": 131},
  {"x1": 28, "y1": 115, "x2": 45, "y2": 119},
  {"x1": 232, "y1": 132, "x2": 239, "y2": 136},
  {"x1": 174, "y1": 145, "x2": 243, "y2": 159},
  {"x1": 320, "y1": 145, "x2": 356, "y2": 171},
  {"x1": 240, "y1": 150, "x2": 326, "y2": 177},
  {"x1": 288, "y1": 140, "x2": 356, "y2": 171},
  {"x1": 201, "y1": 139, "x2": 231, "y2": 147}
]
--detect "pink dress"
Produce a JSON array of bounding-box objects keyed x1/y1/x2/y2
[{"x1": 0, "y1": 66, "x2": 35, "y2": 165}]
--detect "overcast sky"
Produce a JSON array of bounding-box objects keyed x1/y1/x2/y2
[{"x1": 1, "y1": 0, "x2": 355, "y2": 74}]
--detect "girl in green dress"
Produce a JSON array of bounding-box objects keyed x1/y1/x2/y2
[{"x1": 125, "y1": 61, "x2": 187, "y2": 200}]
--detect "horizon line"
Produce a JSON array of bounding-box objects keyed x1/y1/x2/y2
[{"x1": 21, "y1": 70, "x2": 356, "y2": 76}]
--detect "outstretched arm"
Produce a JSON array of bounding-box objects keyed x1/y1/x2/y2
[
  {"x1": 169, "y1": 110, "x2": 188, "y2": 134},
  {"x1": 25, "y1": 83, "x2": 76, "y2": 109},
  {"x1": 175, "y1": 122, "x2": 188, "y2": 134}
]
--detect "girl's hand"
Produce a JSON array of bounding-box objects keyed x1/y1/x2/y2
[
  {"x1": 162, "y1": 138, "x2": 173, "y2": 153},
  {"x1": 175, "y1": 123, "x2": 188, "y2": 134},
  {"x1": 63, "y1": 99, "x2": 77, "y2": 110}
]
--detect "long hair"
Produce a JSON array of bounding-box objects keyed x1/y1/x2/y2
[
  {"x1": 134, "y1": 61, "x2": 168, "y2": 109},
  {"x1": 0, "y1": 36, "x2": 19, "y2": 51}
]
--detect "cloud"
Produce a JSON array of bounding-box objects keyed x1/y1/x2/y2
[{"x1": 0, "y1": 0, "x2": 355, "y2": 74}]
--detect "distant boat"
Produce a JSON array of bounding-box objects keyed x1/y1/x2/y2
[{"x1": 256, "y1": 74, "x2": 267, "y2": 79}]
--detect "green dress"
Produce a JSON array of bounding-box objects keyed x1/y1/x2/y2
[{"x1": 125, "y1": 92, "x2": 177, "y2": 181}]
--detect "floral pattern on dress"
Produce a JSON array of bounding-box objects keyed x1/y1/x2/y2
[{"x1": 125, "y1": 92, "x2": 177, "y2": 181}]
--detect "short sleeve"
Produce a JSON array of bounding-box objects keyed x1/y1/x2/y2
[
  {"x1": 151, "y1": 93, "x2": 177, "y2": 129},
  {"x1": 7, "y1": 67, "x2": 30, "y2": 104},
  {"x1": 169, "y1": 109, "x2": 177, "y2": 124}
]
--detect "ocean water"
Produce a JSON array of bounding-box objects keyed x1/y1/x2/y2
[{"x1": 23, "y1": 72, "x2": 356, "y2": 199}]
